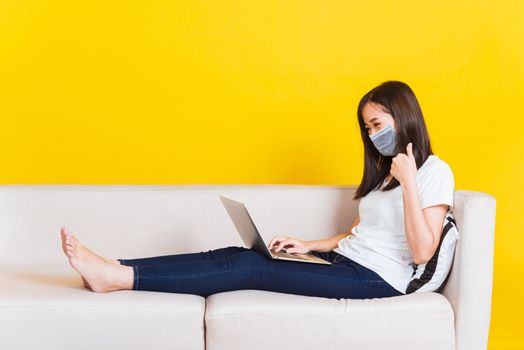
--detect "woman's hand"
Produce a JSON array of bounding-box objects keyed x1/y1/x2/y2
[
  {"x1": 267, "y1": 236, "x2": 311, "y2": 254},
  {"x1": 391, "y1": 142, "x2": 418, "y2": 186}
]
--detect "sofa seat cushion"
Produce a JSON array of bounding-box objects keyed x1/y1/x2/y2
[
  {"x1": 0, "y1": 263, "x2": 206, "y2": 350},
  {"x1": 205, "y1": 289, "x2": 455, "y2": 350}
]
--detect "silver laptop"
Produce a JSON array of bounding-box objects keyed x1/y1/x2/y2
[{"x1": 219, "y1": 195, "x2": 331, "y2": 265}]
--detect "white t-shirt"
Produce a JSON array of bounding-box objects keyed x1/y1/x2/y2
[{"x1": 334, "y1": 154, "x2": 455, "y2": 294}]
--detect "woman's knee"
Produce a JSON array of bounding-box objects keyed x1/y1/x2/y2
[
  {"x1": 228, "y1": 249, "x2": 271, "y2": 267},
  {"x1": 223, "y1": 246, "x2": 250, "y2": 254}
]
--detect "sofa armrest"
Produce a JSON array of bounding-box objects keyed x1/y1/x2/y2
[{"x1": 442, "y1": 190, "x2": 496, "y2": 350}]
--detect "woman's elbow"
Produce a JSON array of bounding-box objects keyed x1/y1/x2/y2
[
  {"x1": 411, "y1": 240, "x2": 437, "y2": 265},
  {"x1": 412, "y1": 249, "x2": 434, "y2": 265},
  {"x1": 413, "y1": 255, "x2": 430, "y2": 265}
]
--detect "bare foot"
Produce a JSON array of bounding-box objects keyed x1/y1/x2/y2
[
  {"x1": 60, "y1": 228, "x2": 121, "y2": 266},
  {"x1": 60, "y1": 227, "x2": 133, "y2": 293},
  {"x1": 59, "y1": 228, "x2": 94, "y2": 290},
  {"x1": 81, "y1": 276, "x2": 92, "y2": 291}
]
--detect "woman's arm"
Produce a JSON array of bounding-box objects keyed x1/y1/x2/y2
[
  {"x1": 401, "y1": 179, "x2": 448, "y2": 264},
  {"x1": 307, "y1": 213, "x2": 360, "y2": 253},
  {"x1": 390, "y1": 143, "x2": 449, "y2": 265}
]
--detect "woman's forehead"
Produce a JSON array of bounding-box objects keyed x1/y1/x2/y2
[{"x1": 363, "y1": 102, "x2": 391, "y2": 122}]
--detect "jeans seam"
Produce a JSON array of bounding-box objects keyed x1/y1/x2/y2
[
  {"x1": 128, "y1": 264, "x2": 400, "y2": 297},
  {"x1": 361, "y1": 279, "x2": 387, "y2": 283},
  {"x1": 134, "y1": 266, "x2": 362, "y2": 284}
]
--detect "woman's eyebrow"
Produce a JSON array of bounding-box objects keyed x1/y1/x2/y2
[{"x1": 364, "y1": 117, "x2": 379, "y2": 126}]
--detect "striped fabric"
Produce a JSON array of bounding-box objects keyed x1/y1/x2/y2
[{"x1": 406, "y1": 211, "x2": 460, "y2": 294}]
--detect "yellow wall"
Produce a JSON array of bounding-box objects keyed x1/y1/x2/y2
[{"x1": 0, "y1": 1, "x2": 522, "y2": 347}]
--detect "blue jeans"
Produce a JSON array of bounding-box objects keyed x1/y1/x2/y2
[{"x1": 117, "y1": 246, "x2": 403, "y2": 299}]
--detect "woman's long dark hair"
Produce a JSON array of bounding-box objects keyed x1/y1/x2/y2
[{"x1": 354, "y1": 81, "x2": 433, "y2": 200}]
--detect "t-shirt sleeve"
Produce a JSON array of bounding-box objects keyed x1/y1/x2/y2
[{"x1": 417, "y1": 162, "x2": 455, "y2": 211}]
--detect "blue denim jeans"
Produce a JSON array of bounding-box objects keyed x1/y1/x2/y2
[{"x1": 118, "y1": 246, "x2": 404, "y2": 299}]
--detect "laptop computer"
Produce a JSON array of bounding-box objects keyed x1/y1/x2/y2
[{"x1": 219, "y1": 195, "x2": 331, "y2": 265}]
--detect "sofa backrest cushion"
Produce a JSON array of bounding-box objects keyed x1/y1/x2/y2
[{"x1": 0, "y1": 185, "x2": 359, "y2": 264}]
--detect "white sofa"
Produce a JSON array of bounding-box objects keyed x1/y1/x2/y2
[{"x1": 0, "y1": 185, "x2": 496, "y2": 350}]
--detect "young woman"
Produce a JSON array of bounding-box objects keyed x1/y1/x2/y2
[{"x1": 60, "y1": 80, "x2": 454, "y2": 299}]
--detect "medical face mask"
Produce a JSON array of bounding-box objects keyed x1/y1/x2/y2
[{"x1": 369, "y1": 123, "x2": 398, "y2": 156}]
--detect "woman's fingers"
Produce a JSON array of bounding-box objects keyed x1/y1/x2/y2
[
  {"x1": 274, "y1": 239, "x2": 297, "y2": 252},
  {"x1": 268, "y1": 237, "x2": 285, "y2": 250},
  {"x1": 272, "y1": 240, "x2": 289, "y2": 251},
  {"x1": 268, "y1": 237, "x2": 308, "y2": 253},
  {"x1": 267, "y1": 237, "x2": 277, "y2": 249},
  {"x1": 286, "y1": 240, "x2": 307, "y2": 254},
  {"x1": 278, "y1": 239, "x2": 292, "y2": 250}
]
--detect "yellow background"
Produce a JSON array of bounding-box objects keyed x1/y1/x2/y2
[{"x1": 0, "y1": 1, "x2": 522, "y2": 347}]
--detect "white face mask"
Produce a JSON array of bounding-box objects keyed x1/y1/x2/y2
[{"x1": 369, "y1": 124, "x2": 397, "y2": 156}]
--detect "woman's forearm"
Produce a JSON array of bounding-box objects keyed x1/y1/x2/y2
[
  {"x1": 306, "y1": 212, "x2": 360, "y2": 253},
  {"x1": 307, "y1": 232, "x2": 349, "y2": 252}
]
